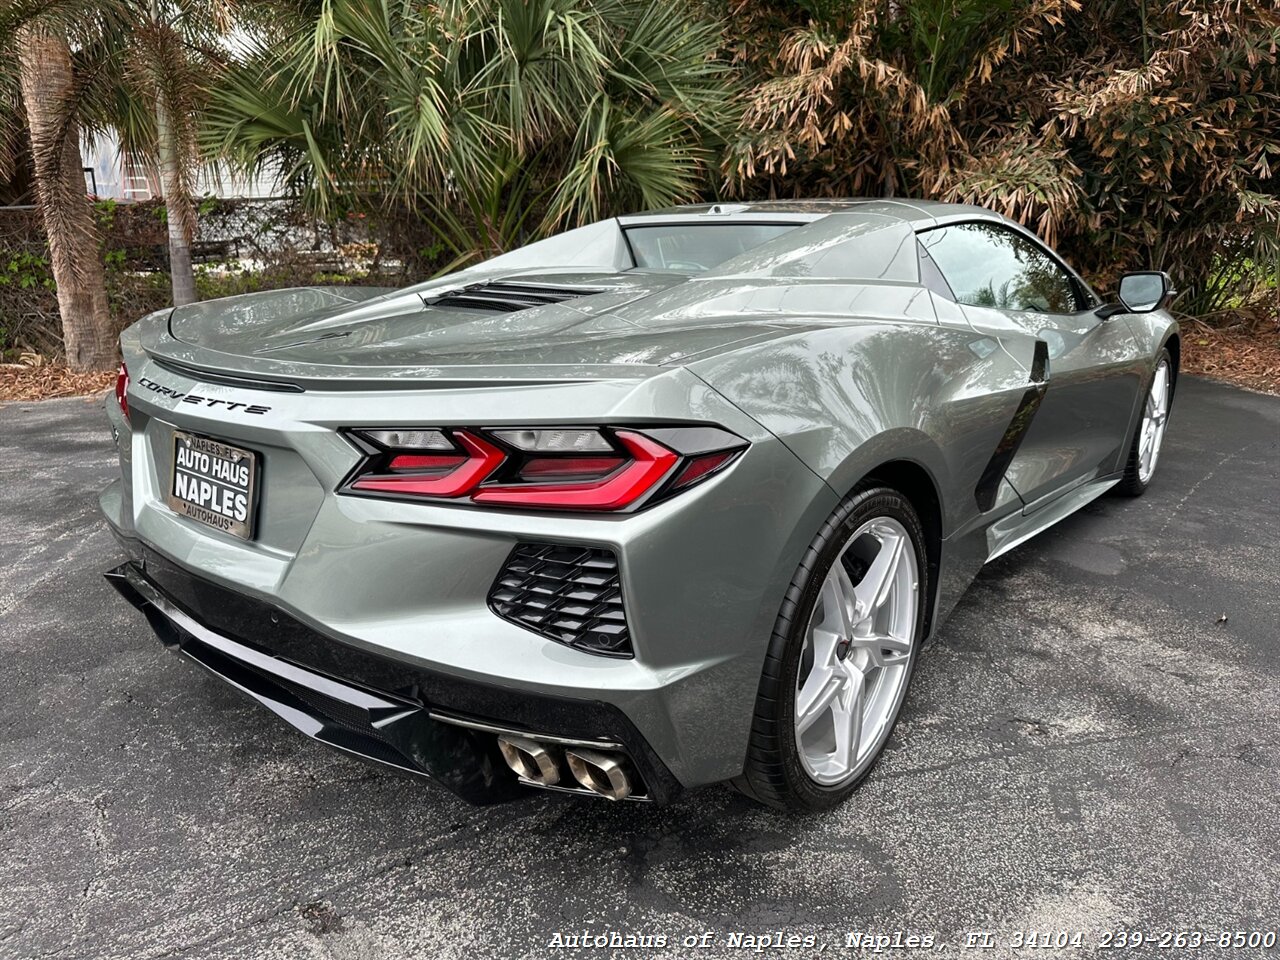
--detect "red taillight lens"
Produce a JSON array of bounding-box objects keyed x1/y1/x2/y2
[
  {"x1": 668, "y1": 449, "x2": 738, "y2": 491},
  {"x1": 516, "y1": 456, "x2": 624, "y2": 482},
  {"x1": 114, "y1": 362, "x2": 130, "y2": 423},
  {"x1": 386, "y1": 454, "x2": 467, "y2": 472},
  {"x1": 351, "y1": 431, "x2": 504, "y2": 497},
  {"x1": 473, "y1": 432, "x2": 678, "y2": 511},
  {"x1": 342, "y1": 426, "x2": 745, "y2": 512}
]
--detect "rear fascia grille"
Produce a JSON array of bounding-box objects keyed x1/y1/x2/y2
[
  {"x1": 424, "y1": 281, "x2": 601, "y2": 313},
  {"x1": 489, "y1": 543, "x2": 633, "y2": 658}
]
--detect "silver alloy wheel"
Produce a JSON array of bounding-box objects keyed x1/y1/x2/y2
[
  {"x1": 1138, "y1": 359, "x2": 1171, "y2": 484},
  {"x1": 794, "y1": 516, "x2": 919, "y2": 786}
]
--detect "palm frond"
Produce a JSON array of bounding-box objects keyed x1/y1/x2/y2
[{"x1": 204, "y1": 0, "x2": 734, "y2": 253}]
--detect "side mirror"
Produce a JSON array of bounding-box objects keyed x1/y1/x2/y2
[{"x1": 1097, "y1": 271, "x2": 1176, "y2": 318}]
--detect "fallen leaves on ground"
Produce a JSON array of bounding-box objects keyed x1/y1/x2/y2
[
  {"x1": 1182, "y1": 316, "x2": 1280, "y2": 395},
  {"x1": 0, "y1": 361, "x2": 115, "y2": 403}
]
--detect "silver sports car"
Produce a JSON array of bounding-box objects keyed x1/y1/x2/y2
[{"x1": 101, "y1": 200, "x2": 1178, "y2": 810}]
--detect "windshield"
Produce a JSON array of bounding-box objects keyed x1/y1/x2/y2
[{"x1": 624, "y1": 223, "x2": 801, "y2": 273}]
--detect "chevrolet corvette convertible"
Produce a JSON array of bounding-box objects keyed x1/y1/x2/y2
[{"x1": 101, "y1": 200, "x2": 1178, "y2": 811}]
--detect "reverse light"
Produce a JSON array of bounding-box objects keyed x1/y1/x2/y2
[
  {"x1": 491, "y1": 428, "x2": 613, "y2": 452},
  {"x1": 114, "y1": 362, "x2": 130, "y2": 424},
  {"x1": 341, "y1": 425, "x2": 746, "y2": 512},
  {"x1": 360, "y1": 429, "x2": 452, "y2": 450}
]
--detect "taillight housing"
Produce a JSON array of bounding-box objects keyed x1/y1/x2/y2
[
  {"x1": 114, "y1": 362, "x2": 130, "y2": 424},
  {"x1": 340, "y1": 425, "x2": 746, "y2": 512}
]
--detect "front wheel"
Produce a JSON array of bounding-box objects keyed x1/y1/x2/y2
[
  {"x1": 1117, "y1": 349, "x2": 1174, "y2": 496},
  {"x1": 734, "y1": 486, "x2": 928, "y2": 811}
]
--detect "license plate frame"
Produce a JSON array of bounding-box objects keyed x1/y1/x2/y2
[{"x1": 168, "y1": 430, "x2": 260, "y2": 541}]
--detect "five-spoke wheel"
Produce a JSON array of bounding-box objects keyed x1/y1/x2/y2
[
  {"x1": 794, "y1": 517, "x2": 918, "y2": 785},
  {"x1": 1137, "y1": 359, "x2": 1171, "y2": 484},
  {"x1": 1119, "y1": 348, "x2": 1175, "y2": 496},
  {"x1": 736, "y1": 486, "x2": 927, "y2": 811}
]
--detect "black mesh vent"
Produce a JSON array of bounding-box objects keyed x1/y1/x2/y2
[
  {"x1": 489, "y1": 543, "x2": 632, "y2": 658},
  {"x1": 424, "y1": 281, "x2": 600, "y2": 313}
]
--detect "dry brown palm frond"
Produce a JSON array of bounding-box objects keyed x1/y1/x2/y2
[
  {"x1": 731, "y1": 11, "x2": 961, "y2": 191},
  {"x1": 939, "y1": 133, "x2": 1087, "y2": 247},
  {"x1": 962, "y1": 0, "x2": 1079, "y2": 90}
]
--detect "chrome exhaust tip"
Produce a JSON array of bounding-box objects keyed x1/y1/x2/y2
[
  {"x1": 565, "y1": 748, "x2": 633, "y2": 801},
  {"x1": 497, "y1": 735, "x2": 561, "y2": 786}
]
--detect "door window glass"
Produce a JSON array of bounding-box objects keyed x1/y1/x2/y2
[{"x1": 919, "y1": 222, "x2": 1079, "y2": 313}]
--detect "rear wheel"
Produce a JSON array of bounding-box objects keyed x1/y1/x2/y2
[
  {"x1": 1117, "y1": 349, "x2": 1174, "y2": 496},
  {"x1": 734, "y1": 486, "x2": 927, "y2": 811}
]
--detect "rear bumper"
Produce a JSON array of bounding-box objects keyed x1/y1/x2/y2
[
  {"x1": 105, "y1": 549, "x2": 683, "y2": 804},
  {"x1": 103, "y1": 347, "x2": 841, "y2": 790}
]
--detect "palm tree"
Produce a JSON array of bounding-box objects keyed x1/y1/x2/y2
[
  {"x1": 14, "y1": 23, "x2": 115, "y2": 371},
  {"x1": 73, "y1": 0, "x2": 240, "y2": 306},
  {"x1": 206, "y1": 0, "x2": 735, "y2": 269},
  {"x1": 131, "y1": 0, "x2": 219, "y2": 306},
  {"x1": 3, "y1": 0, "x2": 239, "y2": 310}
]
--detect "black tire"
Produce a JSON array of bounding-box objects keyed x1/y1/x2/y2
[
  {"x1": 1116, "y1": 347, "x2": 1175, "y2": 497},
  {"x1": 733, "y1": 485, "x2": 929, "y2": 812}
]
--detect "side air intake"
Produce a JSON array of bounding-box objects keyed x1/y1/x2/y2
[{"x1": 423, "y1": 281, "x2": 601, "y2": 313}]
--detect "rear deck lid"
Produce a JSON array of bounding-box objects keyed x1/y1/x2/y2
[{"x1": 156, "y1": 272, "x2": 805, "y2": 387}]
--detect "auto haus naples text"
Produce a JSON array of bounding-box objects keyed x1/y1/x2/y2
[{"x1": 173, "y1": 439, "x2": 251, "y2": 527}]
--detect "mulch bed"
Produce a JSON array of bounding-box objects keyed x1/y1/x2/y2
[
  {"x1": 0, "y1": 363, "x2": 115, "y2": 403},
  {"x1": 1181, "y1": 315, "x2": 1280, "y2": 395}
]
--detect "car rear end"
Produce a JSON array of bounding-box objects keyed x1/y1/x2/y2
[{"x1": 101, "y1": 310, "x2": 835, "y2": 804}]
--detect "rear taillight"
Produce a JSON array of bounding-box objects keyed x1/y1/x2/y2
[
  {"x1": 114, "y1": 362, "x2": 130, "y2": 424},
  {"x1": 472, "y1": 431, "x2": 678, "y2": 510},
  {"x1": 341, "y1": 426, "x2": 745, "y2": 512},
  {"x1": 350, "y1": 431, "x2": 505, "y2": 497}
]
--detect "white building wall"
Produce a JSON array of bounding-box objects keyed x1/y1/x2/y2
[{"x1": 82, "y1": 131, "x2": 281, "y2": 201}]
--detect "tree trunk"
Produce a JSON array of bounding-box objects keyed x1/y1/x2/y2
[
  {"x1": 155, "y1": 91, "x2": 197, "y2": 306},
  {"x1": 151, "y1": 0, "x2": 197, "y2": 307},
  {"x1": 17, "y1": 25, "x2": 116, "y2": 372}
]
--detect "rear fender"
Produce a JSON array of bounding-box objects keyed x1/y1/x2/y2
[
  {"x1": 690, "y1": 321, "x2": 1043, "y2": 536},
  {"x1": 691, "y1": 321, "x2": 1047, "y2": 637}
]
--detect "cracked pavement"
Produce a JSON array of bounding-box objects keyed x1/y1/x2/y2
[{"x1": 1, "y1": 377, "x2": 1278, "y2": 959}]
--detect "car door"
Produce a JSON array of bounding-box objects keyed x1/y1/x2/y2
[{"x1": 918, "y1": 220, "x2": 1145, "y2": 508}]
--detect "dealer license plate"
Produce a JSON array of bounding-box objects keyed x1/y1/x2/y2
[{"x1": 168, "y1": 431, "x2": 259, "y2": 540}]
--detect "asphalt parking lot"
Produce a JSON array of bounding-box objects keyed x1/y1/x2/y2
[{"x1": 1, "y1": 376, "x2": 1278, "y2": 960}]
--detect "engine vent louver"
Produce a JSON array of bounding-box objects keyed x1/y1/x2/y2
[
  {"x1": 488, "y1": 543, "x2": 633, "y2": 658},
  {"x1": 424, "y1": 281, "x2": 601, "y2": 313}
]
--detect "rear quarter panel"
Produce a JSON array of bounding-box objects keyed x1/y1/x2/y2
[
  {"x1": 691, "y1": 321, "x2": 1039, "y2": 533},
  {"x1": 690, "y1": 320, "x2": 1045, "y2": 630}
]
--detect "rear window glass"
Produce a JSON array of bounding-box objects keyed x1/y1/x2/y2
[{"x1": 624, "y1": 224, "x2": 800, "y2": 273}]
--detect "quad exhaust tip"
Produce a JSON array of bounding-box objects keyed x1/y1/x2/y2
[
  {"x1": 497, "y1": 735, "x2": 561, "y2": 786},
  {"x1": 565, "y1": 747, "x2": 633, "y2": 801},
  {"x1": 496, "y1": 734, "x2": 636, "y2": 801}
]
